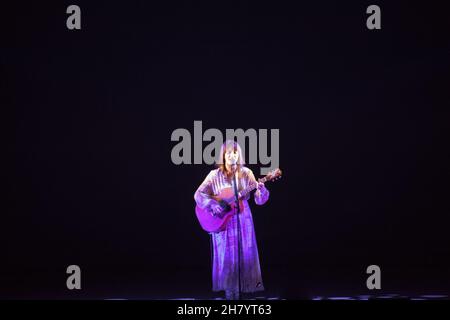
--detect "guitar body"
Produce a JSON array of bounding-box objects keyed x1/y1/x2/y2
[{"x1": 195, "y1": 187, "x2": 245, "y2": 233}]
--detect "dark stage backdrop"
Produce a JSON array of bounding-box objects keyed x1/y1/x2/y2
[{"x1": 2, "y1": 1, "x2": 449, "y2": 299}]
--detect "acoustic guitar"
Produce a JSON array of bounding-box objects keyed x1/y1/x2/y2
[{"x1": 195, "y1": 168, "x2": 282, "y2": 233}]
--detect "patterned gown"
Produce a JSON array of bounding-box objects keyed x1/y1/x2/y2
[{"x1": 194, "y1": 167, "x2": 269, "y2": 293}]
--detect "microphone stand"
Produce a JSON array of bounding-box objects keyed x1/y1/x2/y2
[{"x1": 232, "y1": 170, "x2": 242, "y2": 300}]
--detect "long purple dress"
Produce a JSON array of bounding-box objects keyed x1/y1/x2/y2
[{"x1": 194, "y1": 167, "x2": 269, "y2": 294}]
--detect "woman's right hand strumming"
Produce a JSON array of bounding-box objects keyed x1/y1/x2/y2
[{"x1": 210, "y1": 202, "x2": 223, "y2": 216}]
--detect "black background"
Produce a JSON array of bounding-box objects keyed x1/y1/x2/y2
[{"x1": 2, "y1": 1, "x2": 449, "y2": 299}]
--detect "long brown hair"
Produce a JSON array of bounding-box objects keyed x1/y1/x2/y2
[{"x1": 216, "y1": 140, "x2": 245, "y2": 179}]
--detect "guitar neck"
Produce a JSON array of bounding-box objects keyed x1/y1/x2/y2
[{"x1": 238, "y1": 176, "x2": 269, "y2": 199}]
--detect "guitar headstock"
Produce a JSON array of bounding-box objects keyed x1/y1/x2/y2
[{"x1": 262, "y1": 168, "x2": 282, "y2": 182}]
